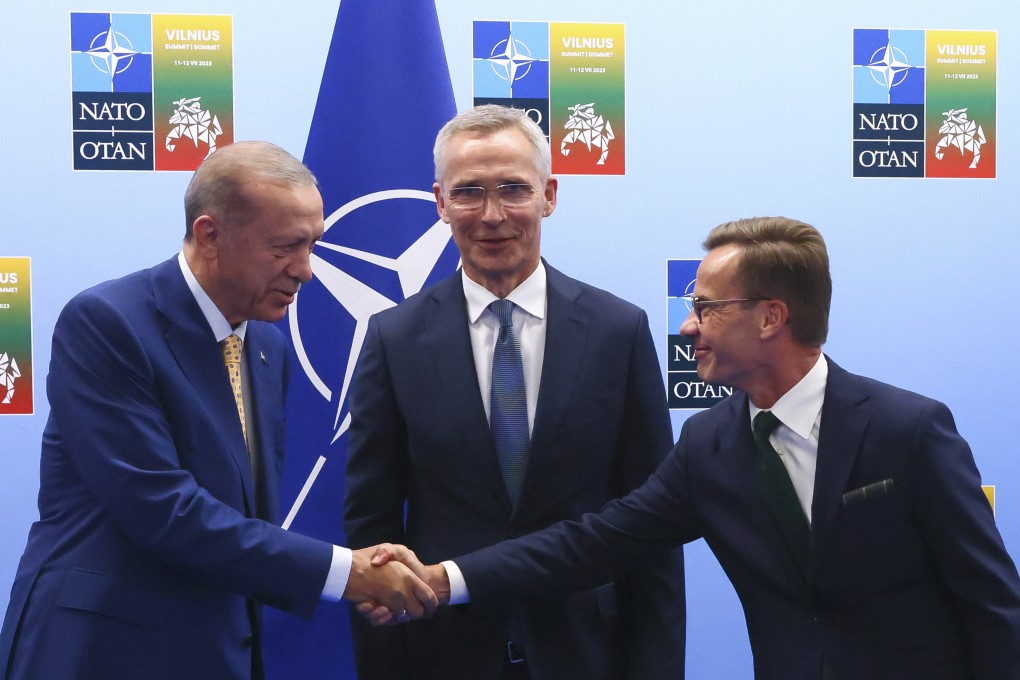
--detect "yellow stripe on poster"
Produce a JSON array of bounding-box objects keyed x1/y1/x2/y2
[{"x1": 982, "y1": 485, "x2": 995, "y2": 514}]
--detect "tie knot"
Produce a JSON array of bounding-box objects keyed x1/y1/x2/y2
[
  {"x1": 489, "y1": 299, "x2": 515, "y2": 329},
  {"x1": 221, "y1": 334, "x2": 243, "y2": 365},
  {"x1": 753, "y1": 410, "x2": 782, "y2": 439}
]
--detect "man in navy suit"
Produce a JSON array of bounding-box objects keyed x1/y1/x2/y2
[
  {"x1": 344, "y1": 105, "x2": 685, "y2": 678},
  {"x1": 0, "y1": 141, "x2": 435, "y2": 680},
  {"x1": 372, "y1": 216, "x2": 1020, "y2": 679}
]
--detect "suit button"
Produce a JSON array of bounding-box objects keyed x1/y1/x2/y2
[{"x1": 243, "y1": 634, "x2": 255, "y2": 648}]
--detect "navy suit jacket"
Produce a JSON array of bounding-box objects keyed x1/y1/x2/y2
[
  {"x1": 457, "y1": 358, "x2": 1020, "y2": 680},
  {"x1": 0, "y1": 257, "x2": 333, "y2": 680},
  {"x1": 345, "y1": 264, "x2": 685, "y2": 679}
]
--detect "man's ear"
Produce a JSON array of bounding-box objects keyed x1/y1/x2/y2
[
  {"x1": 542, "y1": 177, "x2": 558, "y2": 217},
  {"x1": 760, "y1": 299, "x2": 790, "y2": 339},
  {"x1": 433, "y1": 183, "x2": 450, "y2": 224},
  {"x1": 191, "y1": 215, "x2": 220, "y2": 255}
]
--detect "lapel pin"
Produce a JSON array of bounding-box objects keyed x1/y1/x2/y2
[{"x1": 260, "y1": 351, "x2": 267, "y2": 365}]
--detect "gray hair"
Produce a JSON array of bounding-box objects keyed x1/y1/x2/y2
[
  {"x1": 433, "y1": 105, "x2": 551, "y2": 183},
  {"x1": 183, "y1": 140, "x2": 318, "y2": 238}
]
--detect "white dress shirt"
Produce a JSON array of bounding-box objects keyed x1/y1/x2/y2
[
  {"x1": 444, "y1": 262, "x2": 549, "y2": 605},
  {"x1": 462, "y1": 262, "x2": 548, "y2": 433},
  {"x1": 749, "y1": 354, "x2": 827, "y2": 522}
]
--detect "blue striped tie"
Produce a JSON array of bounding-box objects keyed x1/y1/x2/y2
[{"x1": 489, "y1": 299, "x2": 529, "y2": 505}]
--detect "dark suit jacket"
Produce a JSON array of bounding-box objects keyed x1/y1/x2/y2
[
  {"x1": 0, "y1": 257, "x2": 333, "y2": 680},
  {"x1": 456, "y1": 358, "x2": 1020, "y2": 680},
  {"x1": 345, "y1": 263, "x2": 685, "y2": 679}
]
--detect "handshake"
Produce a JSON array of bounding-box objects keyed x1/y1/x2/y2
[{"x1": 342, "y1": 544, "x2": 450, "y2": 625}]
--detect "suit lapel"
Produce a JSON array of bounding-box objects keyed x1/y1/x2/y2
[
  {"x1": 808, "y1": 358, "x2": 870, "y2": 580},
  {"x1": 717, "y1": 396, "x2": 792, "y2": 551},
  {"x1": 423, "y1": 273, "x2": 512, "y2": 511},
  {"x1": 716, "y1": 394, "x2": 815, "y2": 593},
  {"x1": 715, "y1": 395, "x2": 758, "y2": 497},
  {"x1": 244, "y1": 324, "x2": 283, "y2": 522},
  {"x1": 527, "y1": 265, "x2": 587, "y2": 461},
  {"x1": 152, "y1": 258, "x2": 257, "y2": 514}
]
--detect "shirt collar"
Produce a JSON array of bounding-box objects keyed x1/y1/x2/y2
[
  {"x1": 462, "y1": 261, "x2": 547, "y2": 323},
  {"x1": 178, "y1": 251, "x2": 247, "y2": 342},
  {"x1": 749, "y1": 354, "x2": 827, "y2": 439}
]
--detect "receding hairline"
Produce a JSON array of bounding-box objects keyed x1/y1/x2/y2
[
  {"x1": 183, "y1": 141, "x2": 317, "y2": 236},
  {"x1": 193, "y1": 140, "x2": 317, "y2": 188}
]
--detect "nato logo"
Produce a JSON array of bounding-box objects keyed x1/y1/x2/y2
[
  {"x1": 666, "y1": 260, "x2": 732, "y2": 409},
  {"x1": 474, "y1": 21, "x2": 550, "y2": 137},
  {"x1": 854, "y1": 29, "x2": 924, "y2": 104},
  {"x1": 286, "y1": 191, "x2": 460, "y2": 454},
  {"x1": 71, "y1": 12, "x2": 154, "y2": 170},
  {"x1": 852, "y1": 29, "x2": 925, "y2": 178},
  {"x1": 474, "y1": 21, "x2": 549, "y2": 98},
  {"x1": 71, "y1": 12, "x2": 153, "y2": 93}
]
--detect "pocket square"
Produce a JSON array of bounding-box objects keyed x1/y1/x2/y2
[{"x1": 842, "y1": 478, "x2": 895, "y2": 505}]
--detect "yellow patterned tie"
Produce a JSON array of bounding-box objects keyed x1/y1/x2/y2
[{"x1": 220, "y1": 334, "x2": 247, "y2": 446}]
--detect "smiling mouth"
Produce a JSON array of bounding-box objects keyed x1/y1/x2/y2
[{"x1": 476, "y1": 238, "x2": 515, "y2": 250}]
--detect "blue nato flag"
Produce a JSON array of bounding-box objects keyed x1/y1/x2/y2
[{"x1": 262, "y1": 1, "x2": 456, "y2": 677}]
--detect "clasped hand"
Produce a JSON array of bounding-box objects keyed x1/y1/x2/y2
[
  {"x1": 349, "y1": 544, "x2": 450, "y2": 626},
  {"x1": 342, "y1": 544, "x2": 442, "y2": 623}
]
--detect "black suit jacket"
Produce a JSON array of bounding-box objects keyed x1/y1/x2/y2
[
  {"x1": 345, "y1": 263, "x2": 685, "y2": 679},
  {"x1": 456, "y1": 358, "x2": 1020, "y2": 680}
]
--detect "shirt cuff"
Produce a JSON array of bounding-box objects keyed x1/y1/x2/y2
[
  {"x1": 321, "y1": 545, "x2": 352, "y2": 602},
  {"x1": 442, "y1": 560, "x2": 470, "y2": 605}
]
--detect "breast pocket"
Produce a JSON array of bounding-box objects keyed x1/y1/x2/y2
[{"x1": 838, "y1": 479, "x2": 911, "y2": 560}]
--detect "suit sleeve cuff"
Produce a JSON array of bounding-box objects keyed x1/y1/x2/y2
[
  {"x1": 443, "y1": 560, "x2": 470, "y2": 605},
  {"x1": 321, "y1": 545, "x2": 352, "y2": 602}
]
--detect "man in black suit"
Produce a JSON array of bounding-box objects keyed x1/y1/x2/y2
[{"x1": 344, "y1": 105, "x2": 686, "y2": 679}]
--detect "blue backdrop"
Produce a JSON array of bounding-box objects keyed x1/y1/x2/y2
[{"x1": 2, "y1": 1, "x2": 1018, "y2": 677}]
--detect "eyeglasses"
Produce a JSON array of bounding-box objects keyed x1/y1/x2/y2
[
  {"x1": 680, "y1": 294, "x2": 769, "y2": 322},
  {"x1": 445, "y1": 183, "x2": 537, "y2": 210}
]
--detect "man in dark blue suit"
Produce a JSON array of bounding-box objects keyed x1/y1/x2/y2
[
  {"x1": 372, "y1": 216, "x2": 1020, "y2": 679},
  {"x1": 344, "y1": 105, "x2": 685, "y2": 679},
  {"x1": 0, "y1": 141, "x2": 435, "y2": 680}
]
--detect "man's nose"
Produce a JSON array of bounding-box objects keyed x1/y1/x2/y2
[
  {"x1": 480, "y1": 194, "x2": 505, "y2": 222},
  {"x1": 291, "y1": 248, "x2": 315, "y2": 283},
  {"x1": 679, "y1": 308, "x2": 699, "y2": 336}
]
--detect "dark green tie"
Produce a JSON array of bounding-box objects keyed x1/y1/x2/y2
[{"x1": 753, "y1": 410, "x2": 810, "y2": 574}]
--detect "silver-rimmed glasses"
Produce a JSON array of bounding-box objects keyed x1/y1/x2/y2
[{"x1": 445, "y1": 183, "x2": 536, "y2": 210}]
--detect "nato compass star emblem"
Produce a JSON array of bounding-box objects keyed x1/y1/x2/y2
[
  {"x1": 866, "y1": 43, "x2": 916, "y2": 92},
  {"x1": 486, "y1": 30, "x2": 536, "y2": 86},
  {"x1": 86, "y1": 26, "x2": 140, "y2": 76},
  {"x1": 288, "y1": 190, "x2": 457, "y2": 446}
]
